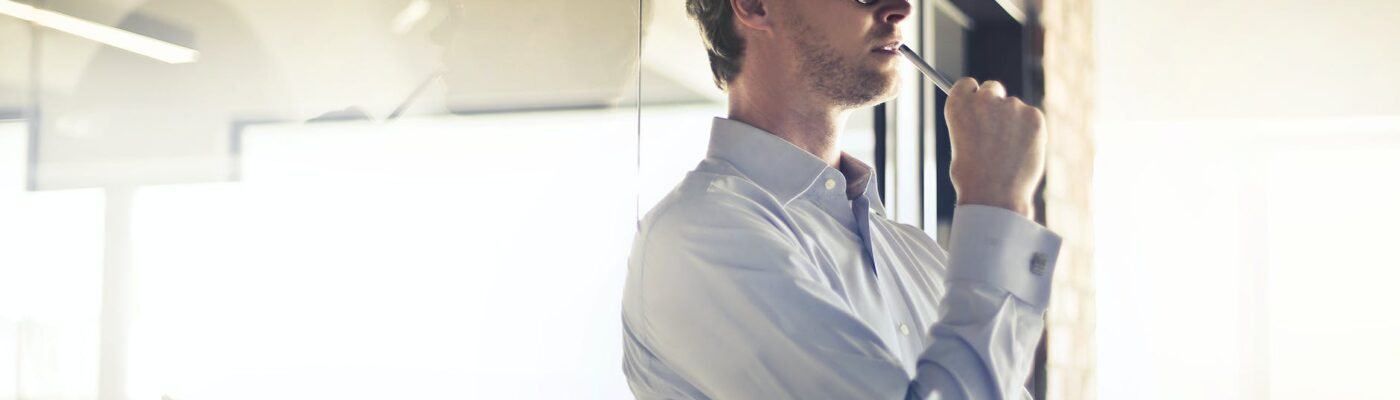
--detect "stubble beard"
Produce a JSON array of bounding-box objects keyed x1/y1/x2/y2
[{"x1": 790, "y1": 22, "x2": 896, "y2": 109}]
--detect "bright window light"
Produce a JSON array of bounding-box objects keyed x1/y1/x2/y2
[
  {"x1": 127, "y1": 109, "x2": 638, "y2": 399},
  {"x1": 0, "y1": 121, "x2": 107, "y2": 399},
  {"x1": 1096, "y1": 117, "x2": 1400, "y2": 399}
]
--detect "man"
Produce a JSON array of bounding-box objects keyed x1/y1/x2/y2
[{"x1": 621, "y1": 0, "x2": 1061, "y2": 399}]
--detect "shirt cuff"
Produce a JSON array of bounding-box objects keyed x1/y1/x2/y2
[{"x1": 946, "y1": 204, "x2": 1063, "y2": 311}]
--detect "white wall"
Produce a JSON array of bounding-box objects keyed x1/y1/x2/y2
[
  {"x1": 1095, "y1": 1, "x2": 1400, "y2": 398},
  {"x1": 1098, "y1": 0, "x2": 1400, "y2": 120}
]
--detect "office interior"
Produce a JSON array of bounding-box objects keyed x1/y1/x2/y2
[{"x1": 1, "y1": 0, "x2": 1397, "y2": 398}]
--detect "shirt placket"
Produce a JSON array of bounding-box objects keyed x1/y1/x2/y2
[
  {"x1": 855, "y1": 195, "x2": 928, "y2": 368},
  {"x1": 852, "y1": 194, "x2": 879, "y2": 276}
]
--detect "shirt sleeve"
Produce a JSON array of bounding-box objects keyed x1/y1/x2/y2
[
  {"x1": 633, "y1": 199, "x2": 1061, "y2": 400},
  {"x1": 912, "y1": 204, "x2": 1063, "y2": 399}
]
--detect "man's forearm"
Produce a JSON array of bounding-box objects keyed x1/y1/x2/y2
[{"x1": 906, "y1": 204, "x2": 1061, "y2": 399}]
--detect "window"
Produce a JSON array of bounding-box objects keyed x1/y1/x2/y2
[
  {"x1": 3, "y1": 1, "x2": 645, "y2": 398},
  {"x1": 1095, "y1": 118, "x2": 1400, "y2": 399}
]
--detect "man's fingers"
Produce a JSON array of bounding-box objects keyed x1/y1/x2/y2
[
  {"x1": 978, "y1": 80, "x2": 1007, "y2": 98},
  {"x1": 950, "y1": 77, "x2": 979, "y2": 97}
]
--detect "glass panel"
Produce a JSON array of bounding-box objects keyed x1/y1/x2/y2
[
  {"x1": 0, "y1": 12, "x2": 25, "y2": 123},
  {"x1": 0, "y1": 120, "x2": 23, "y2": 190},
  {"x1": 3, "y1": 0, "x2": 642, "y2": 398},
  {"x1": 1, "y1": 120, "x2": 104, "y2": 400},
  {"x1": 131, "y1": 111, "x2": 637, "y2": 398}
]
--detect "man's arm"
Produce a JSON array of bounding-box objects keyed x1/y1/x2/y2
[
  {"x1": 912, "y1": 204, "x2": 1060, "y2": 399},
  {"x1": 633, "y1": 194, "x2": 1058, "y2": 399},
  {"x1": 914, "y1": 77, "x2": 1060, "y2": 399}
]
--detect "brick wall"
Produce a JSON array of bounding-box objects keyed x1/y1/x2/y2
[{"x1": 1037, "y1": 0, "x2": 1097, "y2": 399}]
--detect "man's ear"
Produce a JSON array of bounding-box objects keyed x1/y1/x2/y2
[{"x1": 731, "y1": 0, "x2": 775, "y2": 34}]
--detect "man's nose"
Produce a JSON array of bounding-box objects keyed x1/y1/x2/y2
[{"x1": 879, "y1": 0, "x2": 913, "y2": 25}]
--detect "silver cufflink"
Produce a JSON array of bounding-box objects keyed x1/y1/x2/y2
[{"x1": 1029, "y1": 253, "x2": 1048, "y2": 276}]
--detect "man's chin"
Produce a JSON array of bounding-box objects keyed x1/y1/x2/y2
[
  {"x1": 875, "y1": 75, "x2": 901, "y2": 101},
  {"x1": 854, "y1": 74, "x2": 901, "y2": 108}
]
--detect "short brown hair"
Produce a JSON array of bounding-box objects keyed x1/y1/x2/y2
[{"x1": 686, "y1": 0, "x2": 746, "y2": 90}]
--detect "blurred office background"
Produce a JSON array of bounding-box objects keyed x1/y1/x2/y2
[{"x1": 0, "y1": 0, "x2": 1396, "y2": 399}]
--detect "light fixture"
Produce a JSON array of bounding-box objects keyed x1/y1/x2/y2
[
  {"x1": 0, "y1": 0, "x2": 199, "y2": 64},
  {"x1": 391, "y1": 0, "x2": 430, "y2": 35}
]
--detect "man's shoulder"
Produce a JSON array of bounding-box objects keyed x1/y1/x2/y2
[
  {"x1": 640, "y1": 165, "x2": 789, "y2": 236},
  {"x1": 625, "y1": 167, "x2": 820, "y2": 315},
  {"x1": 629, "y1": 166, "x2": 816, "y2": 275}
]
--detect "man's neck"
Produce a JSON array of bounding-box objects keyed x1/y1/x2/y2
[{"x1": 725, "y1": 77, "x2": 849, "y2": 170}]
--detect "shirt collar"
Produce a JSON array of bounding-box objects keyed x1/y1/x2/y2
[{"x1": 705, "y1": 117, "x2": 887, "y2": 216}]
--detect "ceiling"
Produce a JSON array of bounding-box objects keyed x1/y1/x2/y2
[{"x1": 0, "y1": 0, "x2": 721, "y2": 117}]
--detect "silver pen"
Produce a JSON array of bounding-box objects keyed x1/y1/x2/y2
[{"x1": 896, "y1": 44, "x2": 957, "y2": 95}]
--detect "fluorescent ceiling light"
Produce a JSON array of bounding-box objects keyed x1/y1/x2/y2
[
  {"x1": 391, "y1": 0, "x2": 430, "y2": 35},
  {"x1": 0, "y1": 0, "x2": 198, "y2": 64}
]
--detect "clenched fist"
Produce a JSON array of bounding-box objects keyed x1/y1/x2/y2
[{"x1": 944, "y1": 78, "x2": 1047, "y2": 219}]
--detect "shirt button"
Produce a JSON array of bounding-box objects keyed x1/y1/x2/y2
[
  {"x1": 824, "y1": 178, "x2": 836, "y2": 190},
  {"x1": 899, "y1": 323, "x2": 911, "y2": 336},
  {"x1": 1030, "y1": 252, "x2": 1048, "y2": 276}
]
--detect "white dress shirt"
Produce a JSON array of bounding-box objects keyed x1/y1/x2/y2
[{"x1": 622, "y1": 117, "x2": 1062, "y2": 399}]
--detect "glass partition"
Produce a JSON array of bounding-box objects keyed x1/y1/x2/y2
[{"x1": 2, "y1": 0, "x2": 642, "y2": 398}]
